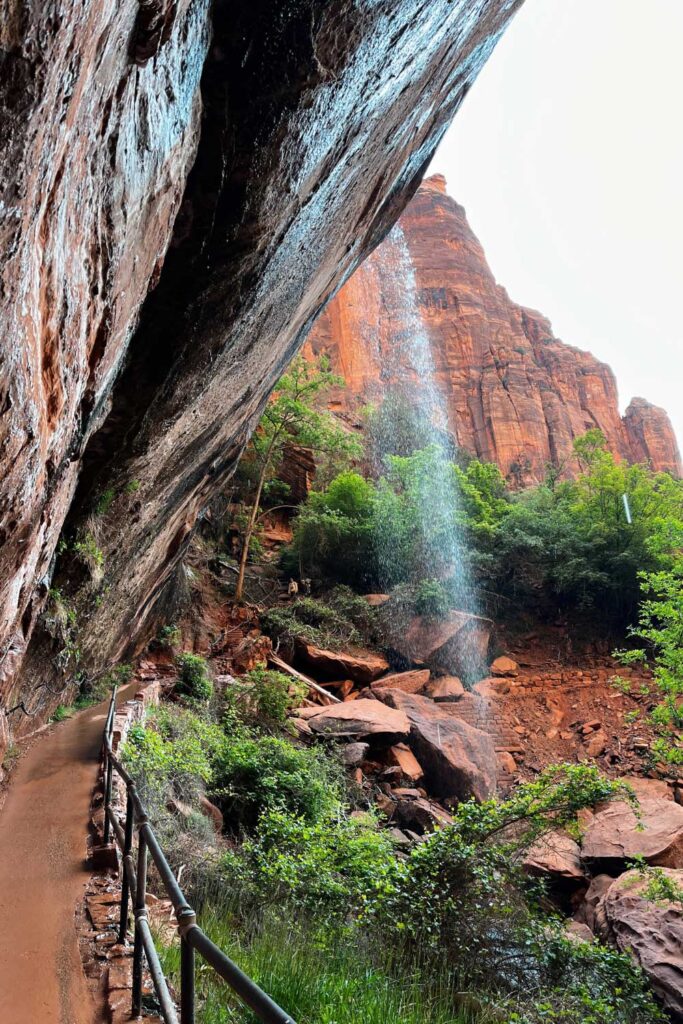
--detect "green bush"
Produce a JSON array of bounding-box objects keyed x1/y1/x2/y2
[
  {"x1": 260, "y1": 595, "x2": 366, "y2": 658},
  {"x1": 211, "y1": 734, "x2": 342, "y2": 831},
  {"x1": 157, "y1": 623, "x2": 182, "y2": 650},
  {"x1": 225, "y1": 668, "x2": 305, "y2": 730},
  {"x1": 414, "y1": 578, "x2": 451, "y2": 619},
  {"x1": 175, "y1": 652, "x2": 213, "y2": 703},
  {"x1": 223, "y1": 808, "x2": 397, "y2": 921}
]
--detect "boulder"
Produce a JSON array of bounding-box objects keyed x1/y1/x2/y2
[
  {"x1": 370, "y1": 669, "x2": 430, "y2": 695},
  {"x1": 382, "y1": 610, "x2": 492, "y2": 682},
  {"x1": 364, "y1": 594, "x2": 391, "y2": 607},
  {"x1": 297, "y1": 642, "x2": 389, "y2": 683},
  {"x1": 523, "y1": 831, "x2": 585, "y2": 882},
  {"x1": 307, "y1": 699, "x2": 410, "y2": 740},
  {"x1": 472, "y1": 677, "x2": 510, "y2": 698},
  {"x1": 574, "y1": 874, "x2": 615, "y2": 938},
  {"x1": 428, "y1": 676, "x2": 465, "y2": 702},
  {"x1": 393, "y1": 796, "x2": 454, "y2": 834},
  {"x1": 341, "y1": 742, "x2": 370, "y2": 767},
  {"x1": 581, "y1": 797, "x2": 683, "y2": 869},
  {"x1": 564, "y1": 920, "x2": 595, "y2": 945},
  {"x1": 602, "y1": 868, "x2": 683, "y2": 1020},
  {"x1": 375, "y1": 690, "x2": 496, "y2": 801},
  {"x1": 490, "y1": 656, "x2": 518, "y2": 677},
  {"x1": 389, "y1": 743, "x2": 424, "y2": 783},
  {"x1": 583, "y1": 728, "x2": 608, "y2": 758},
  {"x1": 620, "y1": 776, "x2": 673, "y2": 801}
]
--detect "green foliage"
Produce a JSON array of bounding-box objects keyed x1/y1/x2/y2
[
  {"x1": 73, "y1": 531, "x2": 105, "y2": 574},
  {"x1": 614, "y1": 526, "x2": 683, "y2": 765},
  {"x1": 414, "y1": 579, "x2": 451, "y2": 620},
  {"x1": 122, "y1": 706, "x2": 225, "y2": 800},
  {"x1": 50, "y1": 704, "x2": 73, "y2": 722},
  {"x1": 261, "y1": 593, "x2": 367, "y2": 657},
  {"x1": 175, "y1": 652, "x2": 213, "y2": 704},
  {"x1": 223, "y1": 808, "x2": 397, "y2": 921},
  {"x1": 157, "y1": 623, "x2": 182, "y2": 650},
  {"x1": 211, "y1": 734, "x2": 342, "y2": 832},
  {"x1": 225, "y1": 667, "x2": 306, "y2": 731},
  {"x1": 125, "y1": 478, "x2": 141, "y2": 494},
  {"x1": 94, "y1": 488, "x2": 116, "y2": 515}
]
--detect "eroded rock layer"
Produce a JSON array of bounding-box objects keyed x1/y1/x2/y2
[
  {"x1": 304, "y1": 174, "x2": 681, "y2": 484},
  {"x1": 0, "y1": 1, "x2": 523, "y2": 741}
]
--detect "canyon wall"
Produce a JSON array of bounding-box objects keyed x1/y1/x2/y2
[
  {"x1": 304, "y1": 175, "x2": 681, "y2": 484},
  {"x1": 0, "y1": 1, "x2": 523, "y2": 743}
]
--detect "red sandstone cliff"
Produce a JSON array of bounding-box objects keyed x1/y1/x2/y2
[{"x1": 304, "y1": 175, "x2": 681, "y2": 483}]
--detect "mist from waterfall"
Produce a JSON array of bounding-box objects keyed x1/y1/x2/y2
[{"x1": 370, "y1": 223, "x2": 478, "y2": 621}]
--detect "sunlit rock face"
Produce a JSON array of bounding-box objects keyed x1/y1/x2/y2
[
  {"x1": 0, "y1": 0, "x2": 523, "y2": 733},
  {"x1": 304, "y1": 175, "x2": 682, "y2": 484}
]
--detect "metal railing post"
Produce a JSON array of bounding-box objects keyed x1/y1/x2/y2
[
  {"x1": 118, "y1": 789, "x2": 134, "y2": 943},
  {"x1": 178, "y1": 910, "x2": 197, "y2": 1024},
  {"x1": 132, "y1": 823, "x2": 148, "y2": 1017},
  {"x1": 103, "y1": 750, "x2": 113, "y2": 845}
]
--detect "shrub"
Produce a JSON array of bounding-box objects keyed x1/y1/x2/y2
[
  {"x1": 211, "y1": 735, "x2": 342, "y2": 831},
  {"x1": 175, "y1": 652, "x2": 213, "y2": 703},
  {"x1": 157, "y1": 623, "x2": 182, "y2": 650},
  {"x1": 223, "y1": 808, "x2": 398, "y2": 921},
  {"x1": 226, "y1": 668, "x2": 305, "y2": 730},
  {"x1": 260, "y1": 596, "x2": 364, "y2": 658},
  {"x1": 414, "y1": 579, "x2": 451, "y2": 619}
]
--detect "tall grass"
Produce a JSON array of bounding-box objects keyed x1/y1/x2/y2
[{"x1": 157, "y1": 906, "x2": 487, "y2": 1024}]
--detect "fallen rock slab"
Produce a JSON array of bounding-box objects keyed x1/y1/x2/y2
[
  {"x1": 370, "y1": 669, "x2": 430, "y2": 695},
  {"x1": 297, "y1": 642, "x2": 389, "y2": 683},
  {"x1": 382, "y1": 609, "x2": 492, "y2": 681},
  {"x1": 574, "y1": 874, "x2": 615, "y2": 938},
  {"x1": 307, "y1": 699, "x2": 410, "y2": 740},
  {"x1": 428, "y1": 676, "x2": 465, "y2": 702},
  {"x1": 393, "y1": 796, "x2": 454, "y2": 834},
  {"x1": 602, "y1": 868, "x2": 683, "y2": 1020},
  {"x1": 523, "y1": 831, "x2": 585, "y2": 882},
  {"x1": 389, "y1": 743, "x2": 424, "y2": 783},
  {"x1": 375, "y1": 690, "x2": 496, "y2": 801},
  {"x1": 581, "y1": 797, "x2": 683, "y2": 869}
]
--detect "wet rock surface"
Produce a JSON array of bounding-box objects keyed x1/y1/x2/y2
[{"x1": 0, "y1": 0, "x2": 523, "y2": 739}]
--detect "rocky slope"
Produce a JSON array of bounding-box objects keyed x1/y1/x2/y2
[
  {"x1": 0, "y1": 0, "x2": 524, "y2": 750},
  {"x1": 304, "y1": 174, "x2": 681, "y2": 484}
]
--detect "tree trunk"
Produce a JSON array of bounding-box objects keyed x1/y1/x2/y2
[{"x1": 234, "y1": 466, "x2": 268, "y2": 602}]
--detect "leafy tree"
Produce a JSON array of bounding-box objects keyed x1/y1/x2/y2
[{"x1": 234, "y1": 356, "x2": 361, "y2": 601}]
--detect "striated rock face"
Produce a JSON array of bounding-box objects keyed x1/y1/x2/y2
[
  {"x1": 0, "y1": 2, "x2": 524, "y2": 743},
  {"x1": 304, "y1": 175, "x2": 681, "y2": 484}
]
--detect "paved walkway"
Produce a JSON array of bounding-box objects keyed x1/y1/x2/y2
[{"x1": 0, "y1": 695, "x2": 123, "y2": 1023}]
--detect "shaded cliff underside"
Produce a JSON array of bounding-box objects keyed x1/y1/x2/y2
[
  {"x1": 304, "y1": 174, "x2": 682, "y2": 485},
  {"x1": 0, "y1": 0, "x2": 524, "y2": 748}
]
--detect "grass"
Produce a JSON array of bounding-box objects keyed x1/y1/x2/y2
[
  {"x1": 51, "y1": 704, "x2": 75, "y2": 722},
  {"x1": 156, "y1": 906, "x2": 487, "y2": 1024}
]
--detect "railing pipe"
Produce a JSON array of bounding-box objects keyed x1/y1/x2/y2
[
  {"x1": 132, "y1": 828, "x2": 148, "y2": 1017},
  {"x1": 101, "y1": 691, "x2": 297, "y2": 1024}
]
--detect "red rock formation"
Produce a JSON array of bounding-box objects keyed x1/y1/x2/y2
[
  {"x1": 1, "y1": 2, "x2": 523, "y2": 747},
  {"x1": 304, "y1": 175, "x2": 681, "y2": 483}
]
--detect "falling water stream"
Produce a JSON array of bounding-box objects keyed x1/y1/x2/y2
[{"x1": 369, "y1": 224, "x2": 484, "y2": 679}]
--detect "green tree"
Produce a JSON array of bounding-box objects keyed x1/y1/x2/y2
[{"x1": 234, "y1": 356, "x2": 361, "y2": 601}]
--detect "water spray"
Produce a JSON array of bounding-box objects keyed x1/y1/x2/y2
[{"x1": 622, "y1": 493, "x2": 632, "y2": 525}]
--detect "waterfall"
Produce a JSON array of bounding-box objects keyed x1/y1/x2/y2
[{"x1": 371, "y1": 223, "x2": 478, "y2": 623}]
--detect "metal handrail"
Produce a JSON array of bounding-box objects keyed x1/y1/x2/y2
[{"x1": 102, "y1": 689, "x2": 296, "y2": 1024}]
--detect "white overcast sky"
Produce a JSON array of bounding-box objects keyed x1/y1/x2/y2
[{"x1": 433, "y1": 0, "x2": 682, "y2": 450}]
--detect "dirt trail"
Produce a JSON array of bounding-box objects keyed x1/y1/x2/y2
[{"x1": 0, "y1": 692, "x2": 130, "y2": 1024}]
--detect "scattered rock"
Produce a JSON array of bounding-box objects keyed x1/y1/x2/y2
[
  {"x1": 307, "y1": 699, "x2": 410, "y2": 740},
  {"x1": 370, "y1": 669, "x2": 430, "y2": 695},
  {"x1": 497, "y1": 751, "x2": 517, "y2": 775},
  {"x1": 389, "y1": 743, "x2": 424, "y2": 783},
  {"x1": 376, "y1": 690, "x2": 496, "y2": 801},
  {"x1": 490, "y1": 656, "x2": 518, "y2": 677},
  {"x1": 428, "y1": 676, "x2": 465, "y2": 702},
  {"x1": 523, "y1": 831, "x2": 585, "y2": 882},
  {"x1": 297, "y1": 642, "x2": 389, "y2": 683},
  {"x1": 602, "y1": 868, "x2": 683, "y2": 1019},
  {"x1": 582, "y1": 797, "x2": 683, "y2": 869},
  {"x1": 290, "y1": 718, "x2": 313, "y2": 738},
  {"x1": 583, "y1": 728, "x2": 608, "y2": 758},
  {"x1": 393, "y1": 796, "x2": 454, "y2": 834}
]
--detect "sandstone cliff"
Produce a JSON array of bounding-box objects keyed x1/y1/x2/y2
[
  {"x1": 304, "y1": 175, "x2": 681, "y2": 484},
  {"x1": 0, "y1": 1, "x2": 523, "y2": 748}
]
